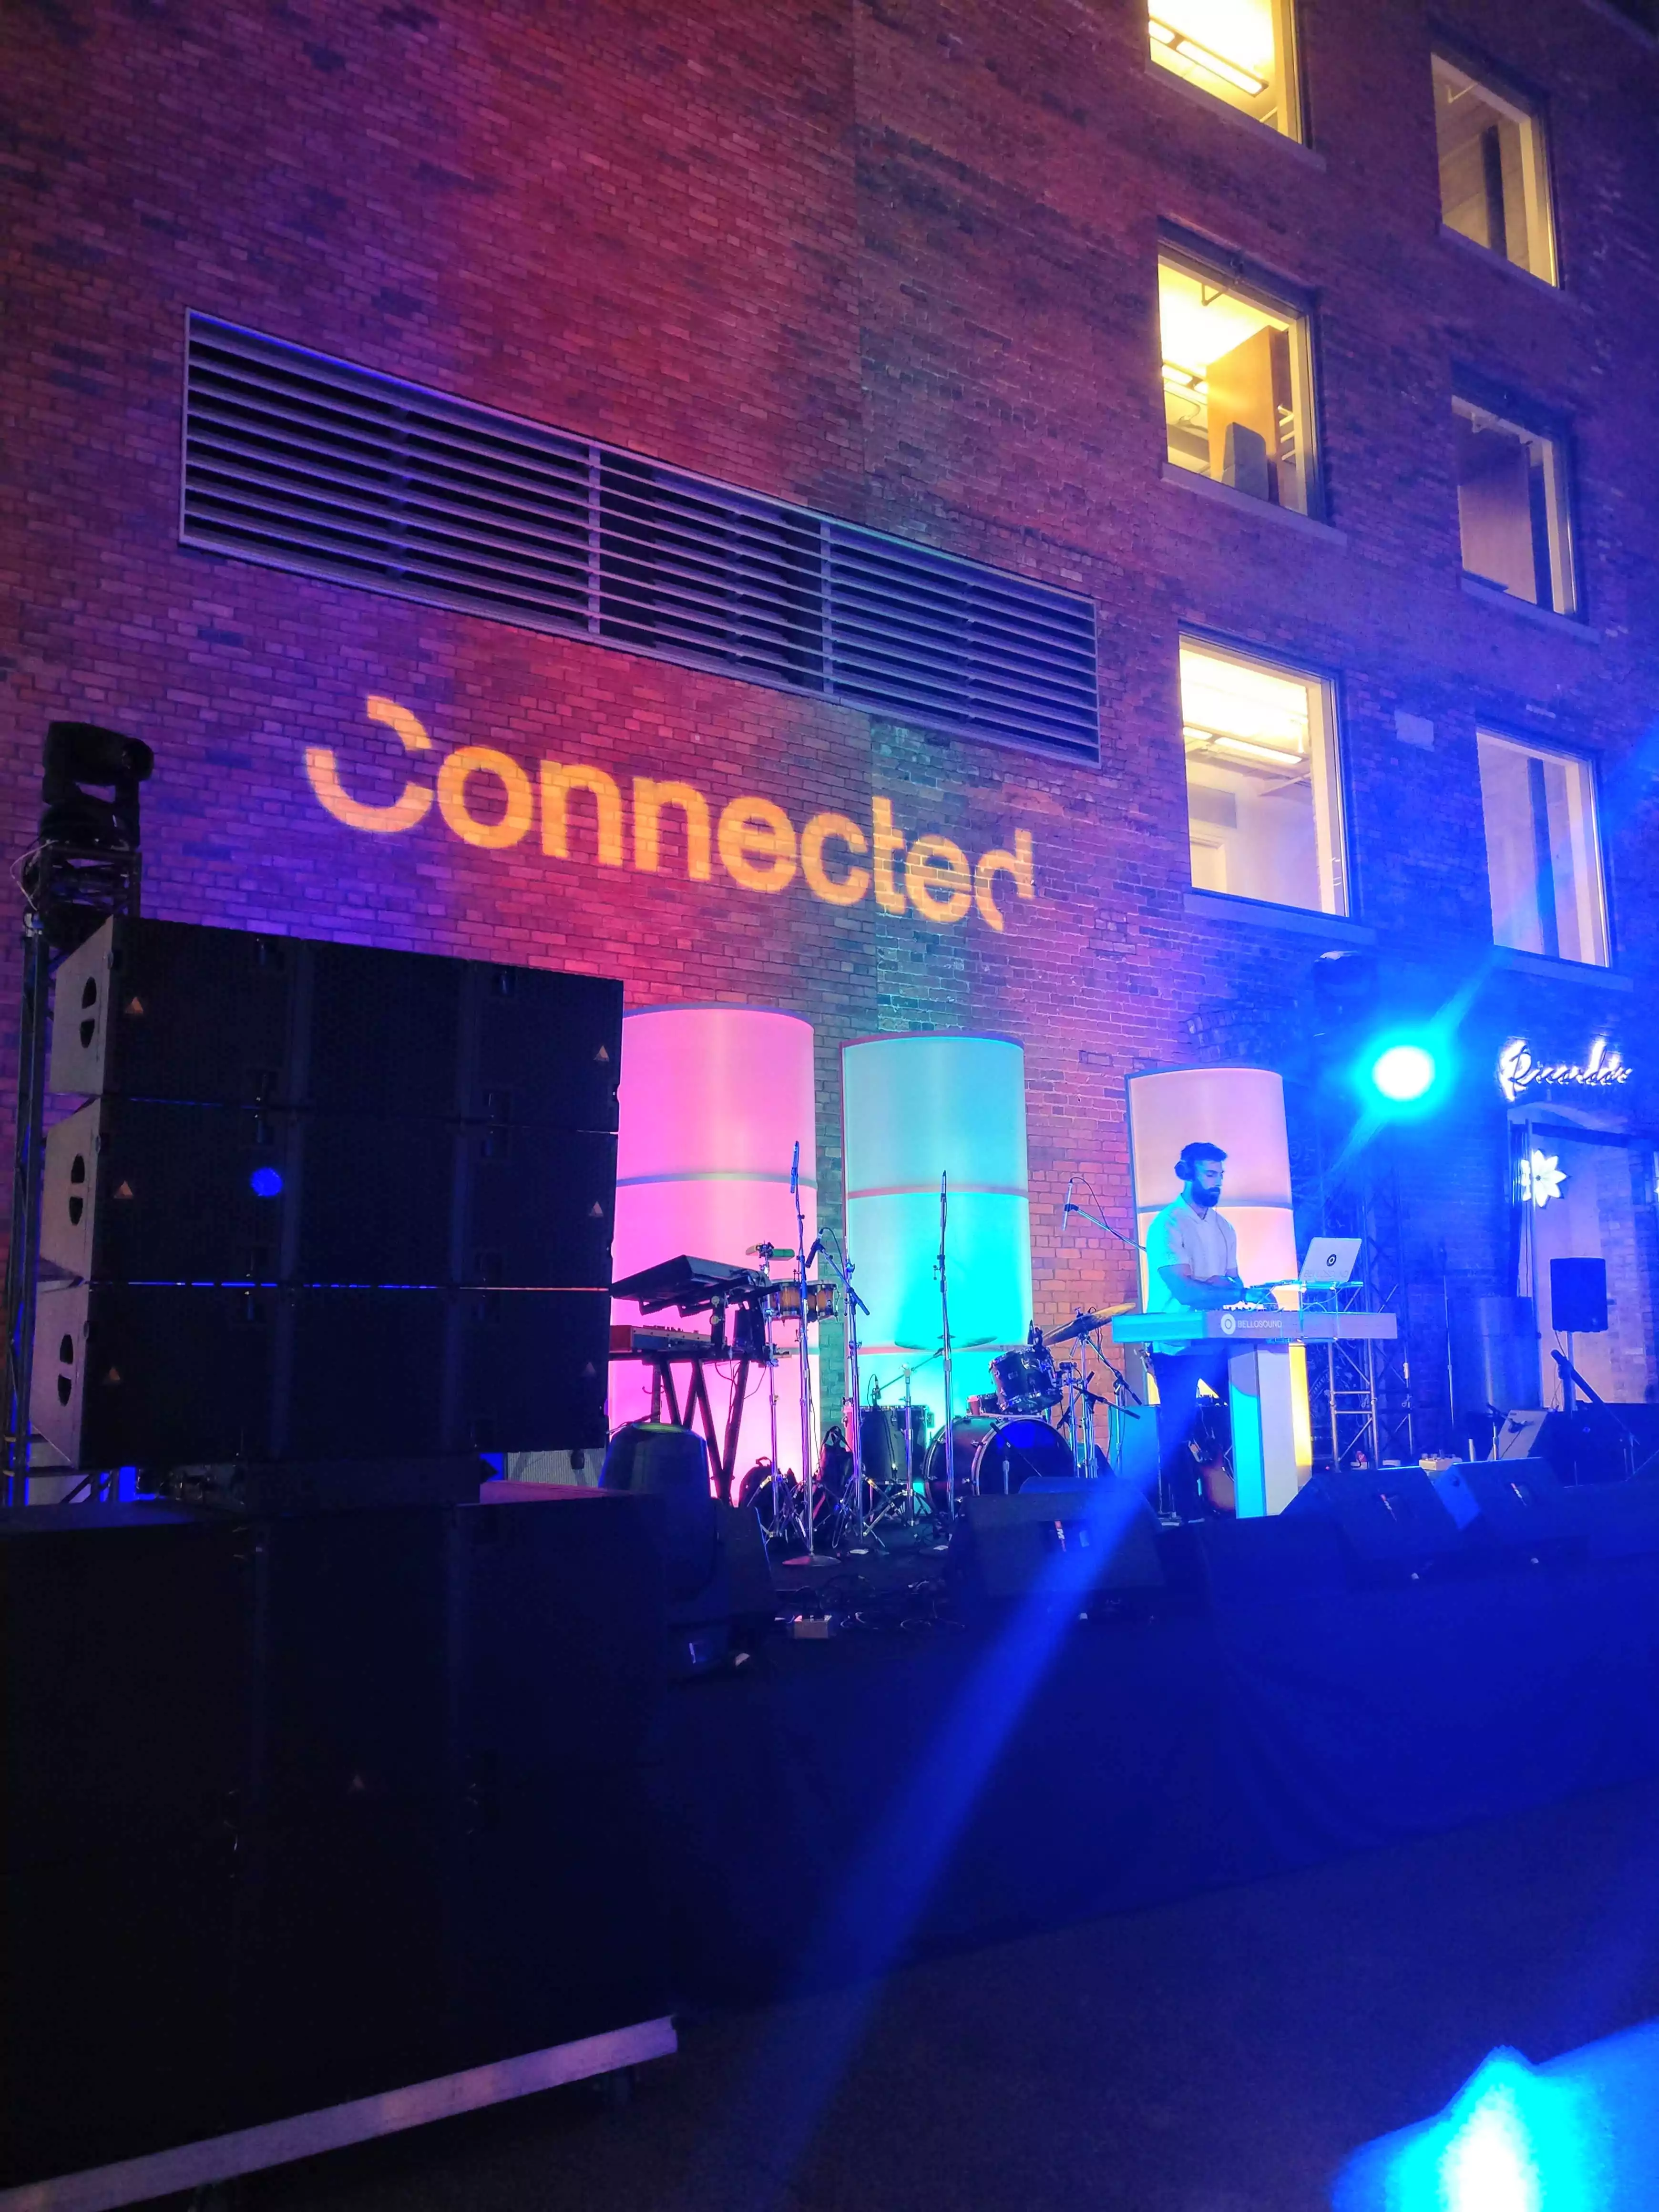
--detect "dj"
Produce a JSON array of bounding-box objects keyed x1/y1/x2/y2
[{"x1": 1145, "y1": 1142, "x2": 1274, "y2": 1522}]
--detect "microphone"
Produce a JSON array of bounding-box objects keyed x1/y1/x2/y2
[
  {"x1": 790, "y1": 1140, "x2": 800, "y2": 1197},
  {"x1": 804, "y1": 1238, "x2": 823, "y2": 1267},
  {"x1": 1063, "y1": 1174, "x2": 1076, "y2": 1219}
]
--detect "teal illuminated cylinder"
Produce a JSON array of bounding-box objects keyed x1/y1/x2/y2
[{"x1": 841, "y1": 1034, "x2": 1033, "y2": 1428}]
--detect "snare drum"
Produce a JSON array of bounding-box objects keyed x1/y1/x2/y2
[
  {"x1": 991, "y1": 1343, "x2": 1062, "y2": 1415},
  {"x1": 761, "y1": 1280, "x2": 839, "y2": 1325}
]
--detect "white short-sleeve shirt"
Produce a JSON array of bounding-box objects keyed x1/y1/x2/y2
[{"x1": 1144, "y1": 1196, "x2": 1238, "y2": 1357}]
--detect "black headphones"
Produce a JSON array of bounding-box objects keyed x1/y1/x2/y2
[{"x1": 1174, "y1": 1145, "x2": 1223, "y2": 1181}]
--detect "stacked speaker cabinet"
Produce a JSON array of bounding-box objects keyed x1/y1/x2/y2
[{"x1": 32, "y1": 920, "x2": 622, "y2": 1473}]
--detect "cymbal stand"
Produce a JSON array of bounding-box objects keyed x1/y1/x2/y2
[{"x1": 790, "y1": 1143, "x2": 816, "y2": 1557}]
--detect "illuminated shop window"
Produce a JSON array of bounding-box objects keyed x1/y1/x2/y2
[
  {"x1": 1158, "y1": 255, "x2": 1318, "y2": 517},
  {"x1": 1477, "y1": 732, "x2": 1608, "y2": 966},
  {"x1": 1433, "y1": 56, "x2": 1557, "y2": 285},
  {"x1": 1454, "y1": 396, "x2": 1576, "y2": 615},
  {"x1": 1179, "y1": 639, "x2": 1346, "y2": 915},
  {"x1": 1148, "y1": 0, "x2": 1300, "y2": 138}
]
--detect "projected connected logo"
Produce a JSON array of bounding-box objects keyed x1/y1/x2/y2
[{"x1": 304, "y1": 696, "x2": 1037, "y2": 934}]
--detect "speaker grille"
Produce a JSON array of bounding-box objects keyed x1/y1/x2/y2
[{"x1": 182, "y1": 316, "x2": 1100, "y2": 763}]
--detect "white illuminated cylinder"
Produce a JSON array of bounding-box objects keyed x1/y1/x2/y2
[
  {"x1": 1126, "y1": 1065, "x2": 1310, "y2": 1514},
  {"x1": 842, "y1": 1034, "x2": 1033, "y2": 1432},
  {"x1": 612, "y1": 1006, "x2": 817, "y2": 1480}
]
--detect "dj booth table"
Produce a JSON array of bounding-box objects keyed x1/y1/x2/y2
[{"x1": 1110, "y1": 1308, "x2": 1397, "y2": 1514}]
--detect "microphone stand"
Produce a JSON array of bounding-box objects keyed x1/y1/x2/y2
[
  {"x1": 937, "y1": 1172, "x2": 955, "y2": 1515},
  {"x1": 827, "y1": 1242, "x2": 872, "y2": 1550},
  {"x1": 1063, "y1": 1197, "x2": 1139, "y2": 1248}
]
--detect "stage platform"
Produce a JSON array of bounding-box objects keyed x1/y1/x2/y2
[
  {"x1": 9, "y1": 1501, "x2": 1659, "y2": 2200},
  {"x1": 646, "y1": 1541, "x2": 1659, "y2": 2007}
]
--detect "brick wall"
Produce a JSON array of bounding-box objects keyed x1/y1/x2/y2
[{"x1": 4, "y1": 0, "x2": 1658, "y2": 1439}]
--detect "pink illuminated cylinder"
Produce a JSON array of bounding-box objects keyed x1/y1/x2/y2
[{"x1": 611, "y1": 1006, "x2": 818, "y2": 1481}]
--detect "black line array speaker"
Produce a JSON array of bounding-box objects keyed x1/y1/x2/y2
[
  {"x1": 32, "y1": 1283, "x2": 608, "y2": 1465},
  {"x1": 37, "y1": 918, "x2": 622, "y2": 1472},
  {"x1": 1281, "y1": 1464, "x2": 1463, "y2": 1581},
  {"x1": 50, "y1": 917, "x2": 622, "y2": 1125},
  {"x1": 40, "y1": 1097, "x2": 614, "y2": 1287},
  {"x1": 1550, "y1": 1256, "x2": 1608, "y2": 1334}
]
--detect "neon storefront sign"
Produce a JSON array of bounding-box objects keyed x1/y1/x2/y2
[{"x1": 1497, "y1": 1035, "x2": 1630, "y2": 1103}]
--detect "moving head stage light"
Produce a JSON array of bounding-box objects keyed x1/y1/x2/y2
[{"x1": 22, "y1": 721, "x2": 154, "y2": 953}]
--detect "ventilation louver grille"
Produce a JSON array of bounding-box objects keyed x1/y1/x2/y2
[{"x1": 183, "y1": 316, "x2": 1099, "y2": 762}]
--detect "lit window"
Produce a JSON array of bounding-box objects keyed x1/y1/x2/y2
[
  {"x1": 1454, "y1": 396, "x2": 1576, "y2": 615},
  {"x1": 1477, "y1": 733, "x2": 1608, "y2": 966},
  {"x1": 1149, "y1": 0, "x2": 1300, "y2": 138},
  {"x1": 1158, "y1": 256, "x2": 1318, "y2": 515},
  {"x1": 1179, "y1": 639, "x2": 1345, "y2": 915},
  {"x1": 1433, "y1": 57, "x2": 1556, "y2": 285}
]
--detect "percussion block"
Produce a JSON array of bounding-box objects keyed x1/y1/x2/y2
[{"x1": 949, "y1": 1482, "x2": 1165, "y2": 1608}]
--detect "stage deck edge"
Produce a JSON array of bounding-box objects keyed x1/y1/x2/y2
[{"x1": 0, "y1": 2017, "x2": 678, "y2": 2212}]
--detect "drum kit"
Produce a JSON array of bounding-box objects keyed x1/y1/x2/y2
[{"x1": 630, "y1": 1147, "x2": 1149, "y2": 1554}]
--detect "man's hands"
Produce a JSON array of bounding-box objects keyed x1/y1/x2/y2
[{"x1": 1212, "y1": 1274, "x2": 1279, "y2": 1311}]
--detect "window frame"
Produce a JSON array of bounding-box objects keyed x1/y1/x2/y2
[
  {"x1": 1148, "y1": 0, "x2": 1305, "y2": 142},
  {"x1": 1451, "y1": 377, "x2": 1581, "y2": 620},
  {"x1": 1175, "y1": 627, "x2": 1351, "y2": 922},
  {"x1": 1156, "y1": 239, "x2": 1325, "y2": 523},
  {"x1": 1475, "y1": 727, "x2": 1611, "y2": 969},
  {"x1": 1430, "y1": 48, "x2": 1559, "y2": 287}
]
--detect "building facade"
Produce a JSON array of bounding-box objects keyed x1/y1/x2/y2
[{"x1": 5, "y1": 0, "x2": 1659, "y2": 1455}]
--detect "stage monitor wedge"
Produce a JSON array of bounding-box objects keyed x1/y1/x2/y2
[
  {"x1": 1429, "y1": 1458, "x2": 1586, "y2": 1563},
  {"x1": 50, "y1": 918, "x2": 623, "y2": 1130},
  {"x1": 949, "y1": 1482, "x2": 1165, "y2": 1608},
  {"x1": 1282, "y1": 1465, "x2": 1464, "y2": 1581}
]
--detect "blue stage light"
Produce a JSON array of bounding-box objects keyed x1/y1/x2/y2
[
  {"x1": 1370, "y1": 1042, "x2": 1437, "y2": 1102},
  {"x1": 249, "y1": 1166, "x2": 284, "y2": 1198},
  {"x1": 1334, "y1": 2026, "x2": 1659, "y2": 2211},
  {"x1": 1353, "y1": 1028, "x2": 1454, "y2": 1118}
]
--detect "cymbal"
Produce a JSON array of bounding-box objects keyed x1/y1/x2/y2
[
  {"x1": 1044, "y1": 1303, "x2": 1133, "y2": 1346},
  {"x1": 860, "y1": 1338, "x2": 1016, "y2": 1362}
]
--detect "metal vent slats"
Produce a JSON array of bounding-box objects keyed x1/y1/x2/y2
[{"x1": 183, "y1": 316, "x2": 1099, "y2": 761}]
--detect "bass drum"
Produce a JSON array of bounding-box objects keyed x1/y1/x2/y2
[
  {"x1": 921, "y1": 1415, "x2": 1073, "y2": 1509},
  {"x1": 972, "y1": 1416, "x2": 1073, "y2": 1498},
  {"x1": 921, "y1": 1416, "x2": 996, "y2": 1514}
]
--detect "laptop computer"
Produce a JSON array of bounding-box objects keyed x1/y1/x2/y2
[{"x1": 1300, "y1": 1236, "x2": 1362, "y2": 1287}]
